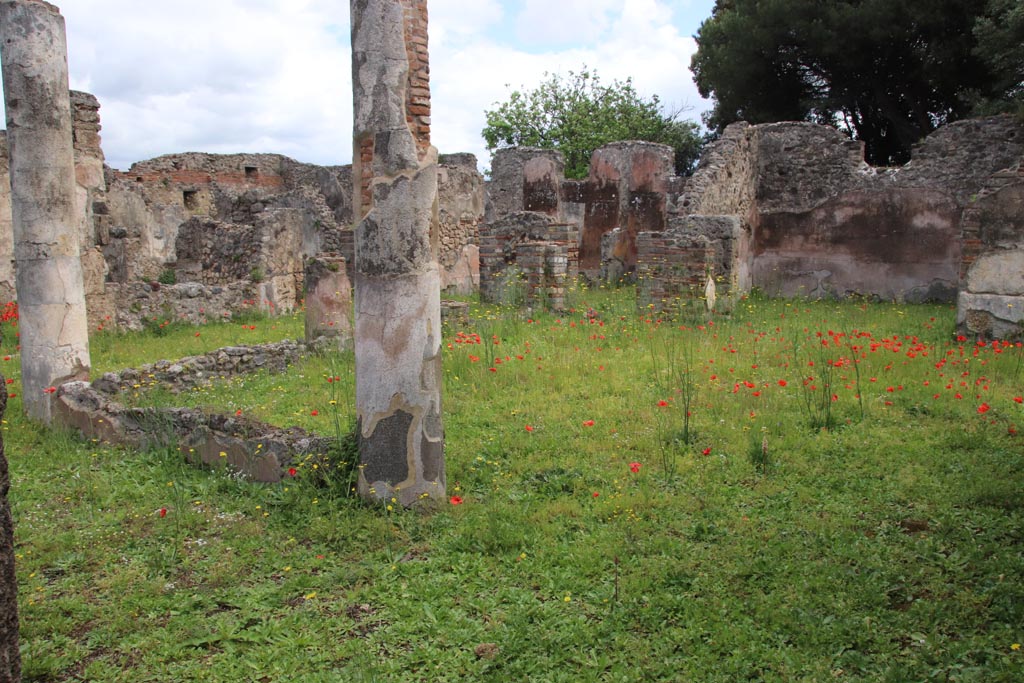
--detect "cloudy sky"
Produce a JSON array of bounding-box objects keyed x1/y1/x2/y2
[{"x1": 1, "y1": 0, "x2": 716, "y2": 171}]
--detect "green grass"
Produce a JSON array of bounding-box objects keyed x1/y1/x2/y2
[{"x1": 4, "y1": 286, "x2": 1024, "y2": 682}]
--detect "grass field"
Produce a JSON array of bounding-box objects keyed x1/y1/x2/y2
[{"x1": 3, "y1": 286, "x2": 1024, "y2": 682}]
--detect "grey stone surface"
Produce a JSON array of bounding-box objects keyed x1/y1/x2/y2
[
  {"x1": 54, "y1": 380, "x2": 332, "y2": 483},
  {"x1": 1, "y1": 0, "x2": 91, "y2": 422},
  {"x1": 352, "y1": 0, "x2": 445, "y2": 507}
]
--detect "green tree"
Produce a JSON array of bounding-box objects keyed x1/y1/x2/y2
[
  {"x1": 482, "y1": 68, "x2": 703, "y2": 179},
  {"x1": 972, "y1": 0, "x2": 1024, "y2": 116},
  {"x1": 691, "y1": 0, "x2": 1018, "y2": 166}
]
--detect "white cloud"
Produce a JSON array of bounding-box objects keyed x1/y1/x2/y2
[
  {"x1": 49, "y1": 0, "x2": 352, "y2": 169},
  {"x1": 512, "y1": 0, "x2": 619, "y2": 47},
  {"x1": 0, "y1": 0, "x2": 711, "y2": 172},
  {"x1": 430, "y1": 0, "x2": 711, "y2": 171}
]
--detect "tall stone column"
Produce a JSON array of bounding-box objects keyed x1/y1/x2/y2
[
  {"x1": 0, "y1": 0, "x2": 91, "y2": 423},
  {"x1": 350, "y1": 0, "x2": 444, "y2": 506},
  {"x1": 0, "y1": 382, "x2": 19, "y2": 683}
]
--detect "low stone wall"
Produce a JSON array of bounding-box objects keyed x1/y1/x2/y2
[
  {"x1": 55, "y1": 381, "x2": 331, "y2": 483},
  {"x1": 91, "y1": 340, "x2": 308, "y2": 395}
]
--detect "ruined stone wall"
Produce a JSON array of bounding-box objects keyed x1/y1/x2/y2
[
  {"x1": 437, "y1": 153, "x2": 483, "y2": 293},
  {"x1": 487, "y1": 147, "x2": 565, "y2": 223},
  {"x1": 1, "y1": 82, "x2": 483, "y2": 330},
  {"x1": 676, "y1": 115, "x2": 1024, "y2": 303},
  {"x1": 0, "y1": 91, "x2": 107, "y2": 304},
  {"x1": 479, "y1": 211, "x2": 578, "y2": 308},
  {"x1": 681, "y1": 122, "x2": 757, "y2": 218},
  {"x1": 92, "y1": 152, "x2": 351, "y2": 326},
  {"x1": 580, "y1": 141, "x2": 674, "y2": 277},
  {"x1": 957, "y1": 163, "x2": 1024, "y2": 339}
]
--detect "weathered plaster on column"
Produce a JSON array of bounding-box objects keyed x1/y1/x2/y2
[
  {"x1": 0, "y1": 0, "x2": 91, "y2": 422},
  {"x1": 351, "y1": 0, "x2": 444, "y2": 506}
]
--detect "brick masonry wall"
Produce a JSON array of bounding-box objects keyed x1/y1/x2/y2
[{"x1": 637, "y1": 231, "x2": 715, "y2": 314}]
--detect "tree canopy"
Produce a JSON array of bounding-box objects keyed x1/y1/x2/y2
[
  {"x1": 482, "y1": 68, "x2": 703, "y2": 179},
  {"x1": 691, "y1": 0, "x2": 1023, "y2": 166}
]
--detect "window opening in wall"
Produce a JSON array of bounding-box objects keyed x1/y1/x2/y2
[
  {"x1": 245, "y1": 166, "x2": 259, "y2": 179},
  {"x1": 183, "y1": 190, "x2": 199, "y2": 210},
  {"x1": 135, "y1": 177, "x2": 143, "y2": 183}
]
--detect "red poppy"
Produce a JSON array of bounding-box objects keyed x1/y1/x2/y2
[
  {"x1": 159, "y1": 508, "x2": 167, "y2": 518},
  {"x1": 777, "y1": 379, "x2": 787, "y2": 387},
  {"x1": 657, "y1": 400, "x2": 669, "y2": 407},
  {"x1": 310, "y1": 410, "x2": 319, "y2": 416},
  {"x1": 288, "y1": 467, "x2": 297, "y2": 477},
  {"x1": 977, "y1": 403, "x2": 991, "y2": 414},
  {"x1": 629, "y1": 462, "x2": 641, "y2": 473},
  {"x1": 524, "y1": 425, "x2": 534, "y2": 432},
  {"x1": 449, "y1": 496, "x2": 463, "y2": 505},
  {"x1": 582, "y1": 419, "x2": 595, "y2": 427},
  {"x1": 701, "y1": 447, "x2": 712, "y2": 456},
  {"x1": 592, "y1": 491, "x2": 600, "y2": 498},
  {"x1": 1015, "y1": 396, "x2": 1023, "y2": 404}
]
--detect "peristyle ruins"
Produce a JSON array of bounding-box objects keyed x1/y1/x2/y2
[
  {"x1": 0, "y1": 0, "x2": 1022, "y2": 675},
  {"x1": 0, "y1": 0, "x2": 1019, "y2": 474},
  {"x1": 2, "y1": 98, "x2": 1022, "y2": 345}
]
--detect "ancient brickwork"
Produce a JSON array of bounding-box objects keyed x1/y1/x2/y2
[
  {"x1": 636, "y1": 228, "x2": 715, "y2": 314},
  {"x1": 957, "y1": 163, "x2": 1024, "y2": 339},
  {"x1": 479, "y1": 211, "x2": 578, "y2": 308},
  {"x1": 487, "y1": 148, "x2": 565, "y2": 222},
  {"x1": 579, "y1": 141, "x2": 674, "y2": 277},
  {"x1": 483, "y1": 143, "x2": 675, "y2": 293},
  {"x1": 402, "y1": 0, "x2": 431, "y2": 157}
]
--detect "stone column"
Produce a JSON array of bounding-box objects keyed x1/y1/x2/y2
[
  {"x1": 350, "y1": 0, "x2": 444, "y2": 506},
  {"x1": 0, "y1": 0, "x2": 91, "y2": 423},
  {"x1": 0, "y1": 382, "x2": 19, "y2": 683}
]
